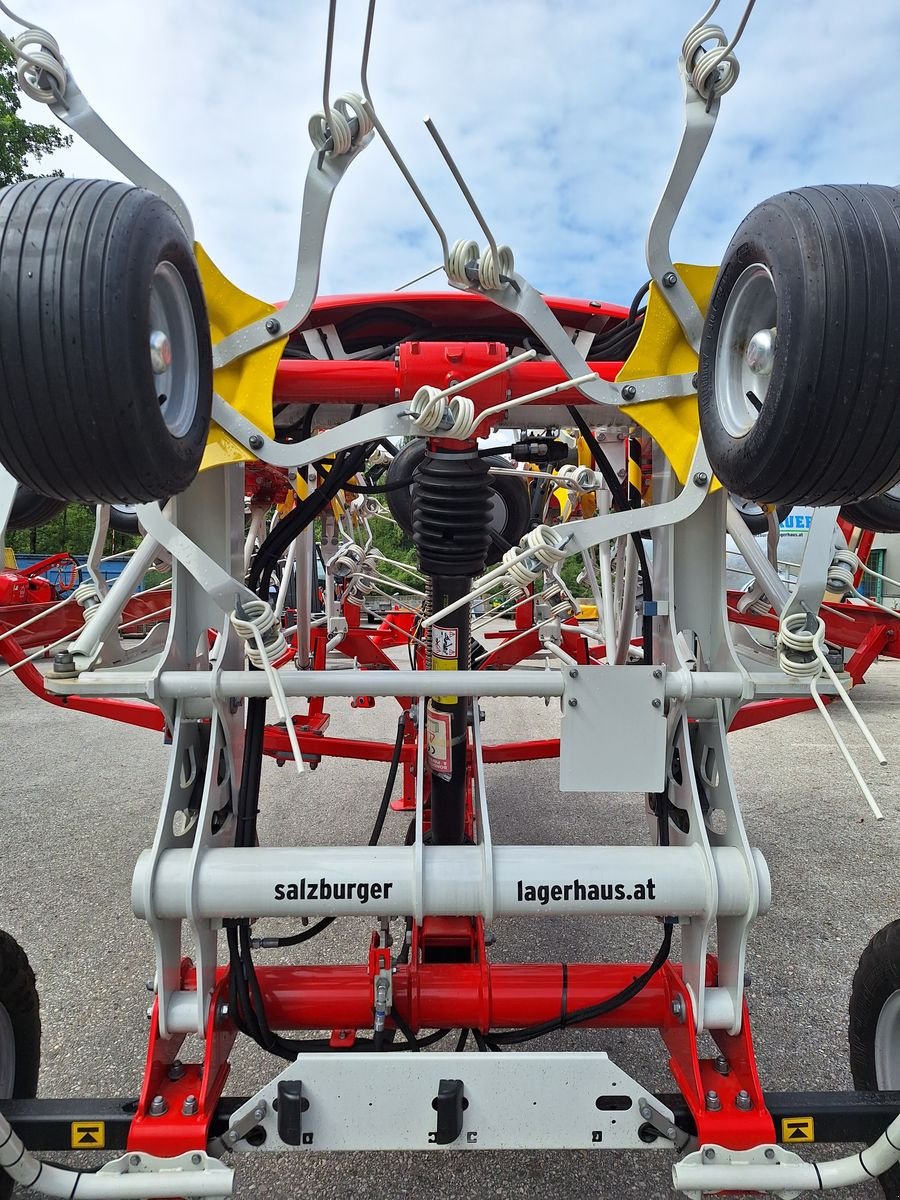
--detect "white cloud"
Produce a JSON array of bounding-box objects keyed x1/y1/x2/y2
[{"x1": 11, "y1": 0, "x2": 900, "y2": 309}]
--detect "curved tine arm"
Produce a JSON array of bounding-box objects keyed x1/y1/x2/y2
[
  {"x1": 212, "y1": 125, "x2": 370, "y2": 369},
  {"x1": 48, "y1": 69, "x2": 194, "y2": 241},
  {"x1": 471, "y1": 270, "x2": 623, "y2": 409},
  {"x1": 644, "y1": 76, "x2": 718, "y2": 353}
]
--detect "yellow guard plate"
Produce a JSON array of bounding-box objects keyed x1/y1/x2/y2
[
  {"x1": 195, "y1": 243, "x2": 287, "y2": 471},
  {"x1": 618, "y1": 263, "x2": 720, "y2": 488}
]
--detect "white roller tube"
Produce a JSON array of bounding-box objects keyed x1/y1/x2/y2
[{"x1": 133, "y1": 843, "x2": 768, "y2": 922}]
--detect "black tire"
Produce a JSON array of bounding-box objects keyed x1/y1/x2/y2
[
  {"x1": 385, "y1": 441, "x2": 530, "y2": 566},
  {"x1": 849, "y1": 919, "x2": 900, "y2": 1200},
  {"x1": 699, "y1": 185, "x2": 900, "y2": 506},
  {"x1": 842, "y1": 487, "x2": 900, "y2": 534},
  {"x1": 6, "y1": 485, "x2": 66, "y2": 531},
  {"x1": 0, "y1": 178, "x2": 212, "y2": 504},
  {"x1": 0, "y1": 930, "x2": 40, "y2": 1200},
  {"x1": 729, "y1": 497, "x2": 792, "y2": 537},
  {"x1": 107, "y1": 504, "x2": 142, "y2": 537}
]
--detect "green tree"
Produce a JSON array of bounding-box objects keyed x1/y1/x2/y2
[{"x1": 0, "y1": 43, "x2": 71, "y2": 186}]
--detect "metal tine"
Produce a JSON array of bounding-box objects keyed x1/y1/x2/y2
[
  {"x1": 360, "y1": 0, "x2": 453, "y2": 272},
  {"x1": 321, "y1": 0, "x2": 339, "y2": 148},
  {"x1": 685, "y1": 0, "x2": 722, "y2": 40},
  {"x1": 423, "y1": 115, "x2": 502, "y2": 281}
]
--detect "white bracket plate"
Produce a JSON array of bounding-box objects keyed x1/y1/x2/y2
[
  {"x1": 561, "y1": 666, "x2": 667, "y2": 792},
  {"x1": 229, "y1": 1051, "x2": 675, "y2": 1152}
]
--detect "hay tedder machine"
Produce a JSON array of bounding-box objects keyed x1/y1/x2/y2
[{"x1": 1, "y1": 1, "x2": 900, "y2": 1196}]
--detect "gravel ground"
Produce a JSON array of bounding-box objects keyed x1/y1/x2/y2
[{"x1": 1, "y1": 657, "x2": 899, "y2": 1198}]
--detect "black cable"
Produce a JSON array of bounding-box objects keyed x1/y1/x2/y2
[
  {"x1": 368, "y1": 716, "x2": 406, "y2": 846},
  {"x1": 487, "y1": 921, "x2": 674, "y2": 1047},
  {"x1": 566, "y1": 405, "x2": 654, "y2": 660},
  {"x1": 391, "y1": 1008, "x2": 421, "y2": 1051},
  {"x1": 255, "y1": 717, "x2": 406, "y2": 950},
  {"x1": 628, "y1": 280, "x2": 651, "y2": 325},
  {"x1": 333, "y1": 473, "x2": 414, "y2": 495}
]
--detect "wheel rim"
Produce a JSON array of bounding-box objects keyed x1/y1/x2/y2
[
  {"x1": 875, "y1": 988, "x2": 900, "y2": 1089},
  {"x1": 0, "y1": 1001, "x2": 15, "y2": 1097},
  {"x1": 715, "y1": 263, "x2": 777, "y2": 439},
  {"x1": 148, "y1": 261, "x2": 200, "y2": 440},
  {"x1": 731, "y1": 496, "x2": 774, "y2": 520}
]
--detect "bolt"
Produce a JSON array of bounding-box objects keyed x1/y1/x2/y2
[
  {"x1": 129, "y1": 1153, "x2": 141, "y2": 1166},
  {"x1": 621, "y1": 384, "x2": 637, "y2": 401},
  {"x1": 705, "y1": 1090, "x2": 722, "y2": 1112},
  {"x1": 666, "y1": 1126, "x2": 678, "y2": 1141},
  {"x1": 703, "y1": 1147, "x2": 716, "y2": 1161},
  {"x1": 714, "y1": 1054, "x2": 730, "y2": 1076},
  {"x1": 52, "y1": 649, "x2": 77, "y2": 677},
  {"x1": 651, "y1": 698, "x2": 662, "y2": 709},
  {"x1": 265, "y1": 317, "x2": 281, "y2": 335},
  {"x1": 652, "y1": 668, "x2": 663, "y2": 680},
  {"x1": 182, "y1": 1094, "x2": 199, "y2": 1116},
  {"x1": 167, "y1": 1059, "x2": 186, "y2": 1081},
  {"x1": 568, "y1": 667, "x2": 579, "y2": 679},
  {"x1": 191, "y1": 1153, "x2": 202, "y2": 1165},
  {"x1": 693, "y1": 471, "x2": 709, "y2": 487},
  {"x1": 226, "y1": 1129, "x2": 239, "y2": 1144},
  {"x1": 249, "y1": 434, "x2": 264, "y2": 451},
  {"x1": 149, "y1": 329, "x2": 173, "y2": 374},
  {"x1": 145, "y1": 1005, "x2": 154, "y2": 1020},
  {"x1": 568, "y1": 698, "x2": 578, "y2": 708},
  {"x1": 639, "y1": 1100, "x2": 653, "y2": 1121},
  {"x1": 149, "y1": 1095, "x2": 168, "y2": 1117},
  {"x1": 253, "y1": 1103, "x2": 267, "y2": 1123},
  {"x1": 735, "y1": 1089, "x2": 752, "y2": 1111},
  {"x1": 145, "y1": 978, "x2": 156, "y2": 992},
  {"x1": 765, "y1": 1147, "x2": 776, "y2": 1160},
  {"x1": 483, "y1": 928, "x2": 496, "y2": 946},
  {"x1": 662, "y1": 271, "x2": 678, "y2": 288},
  {"x1": 671, "y1": 995, "x2": 686, "y2": 1022}
]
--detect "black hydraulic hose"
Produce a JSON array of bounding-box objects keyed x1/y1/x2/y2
[
  {"x1": 258, "y1": 717, "x2": 407, "y2": 950},
  {"x1": 628, "y1": 280, "x2": 651, "y2": 325},
  {"x1": 486, "y1": 921, "x2": 674, "y2": 1047},
  {"x1": 566, "y1": 405, "x2": 653, "y2": 661}
]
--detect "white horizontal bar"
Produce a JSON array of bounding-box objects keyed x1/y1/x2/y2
[
  {"x1": 153, "y1": 669, "x2": 564, "y2": 699},
  {"x1": 133, "y1": 843, "x2": 768, "y2": 922}
]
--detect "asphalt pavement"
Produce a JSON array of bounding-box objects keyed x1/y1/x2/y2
[{"x1": 1, "y1": 658, "x2": 899, "y2": 1199}]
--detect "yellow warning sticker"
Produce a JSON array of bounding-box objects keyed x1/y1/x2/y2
[
  {"x1": 71, "y1": 1120, "x2": 105, "y2": 1149},
  {"x1": 781, "y1": 1116, "x2": 814, "y2": 1143}
]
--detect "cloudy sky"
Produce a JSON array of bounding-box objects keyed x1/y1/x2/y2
[{"x1": 10, "y1": 1, "x2": 900, "y2": 310}]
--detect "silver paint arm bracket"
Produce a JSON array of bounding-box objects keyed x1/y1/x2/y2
[
  {"x1": 645, "y1": 76, "x2": 719, "y2": 352},
  {"x1": 49, "y1": 69, "x2": 195, "y2": 240}
]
